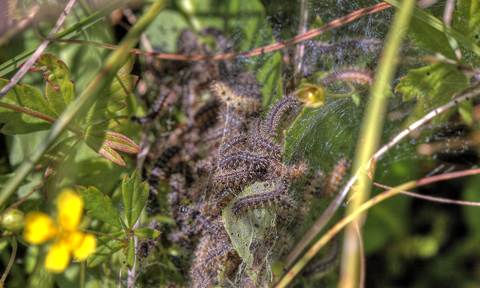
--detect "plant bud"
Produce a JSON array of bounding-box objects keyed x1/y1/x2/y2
[{"x1": 0, "y1": 209, "x2": 24, "y2": 232}]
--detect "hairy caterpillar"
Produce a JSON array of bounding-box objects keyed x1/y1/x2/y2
[
  {"x1": 218, "y1": 151, "x2": 271, "y2": 171},
  {"x1": 219, "y1": 135, "x2": 249, "y2": 155},
  {"x1": 265, "y1": 96, "x2": 301, "y2": 139},
  {"x1": 267, "y1": 159, "x2": 308, "y2": 180},
  {"x1": 213, "y1": 167, "x2": 265, "y2": 191},
  {"x1": 210, "y1": 189, "x2": 236, "y2": 216},
  {"x1": 249, "y1": 118, "x2": 283, "y2": 158},
  {"x1": 190, "y1": 99, "x2": 221, "y2": 131},
  {"x1": 231, "y1": 181, "x2": 293, "y2": 217},
  {"x1": 323, "y1": 158, "x2": 351, "y2": 197},
  {"x1": 310, "y1": 38, "x2": 382, "y2": 56},
  {"x1": 319, "y1": 68, "x2": 374, "y2": 87},
  {"x1": 210, "y1": 80, "x2": 262, "y2": 113}
]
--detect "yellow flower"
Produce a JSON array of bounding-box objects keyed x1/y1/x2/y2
[{"x1": 23, "y1": 188, "x2": 97, "y2": 273}]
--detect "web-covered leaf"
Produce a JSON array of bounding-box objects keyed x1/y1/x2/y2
[
  {"x1": 223, "y1": 182, "x2": 277, "y2": 283},
  {"x1": 453, "y1": 0, "x2": 480, "y2": 66},
  {"x1": 406, "y1": 13, "x2": 457, "y2": 60},
  {"x1": 395, "y1": 62, "x2": 471, "y2": 125}
]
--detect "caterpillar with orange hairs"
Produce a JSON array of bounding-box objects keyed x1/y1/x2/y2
[
  {"x1": 323, "y1": 158, "x2": 351, "y2": 197},
  {"x1": 319, "y1": 68, "x2": 374, "y2": 87},
  {"x1": 210, "y1": 80, "x2": 262, "y2": 113}
]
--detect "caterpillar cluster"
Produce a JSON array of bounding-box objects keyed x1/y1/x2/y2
[{"x1": 144, "y1": 30, "x2": 356, "y2": 288}]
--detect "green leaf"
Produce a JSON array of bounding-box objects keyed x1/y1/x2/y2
[
  {"x1": 406, "y1": 13, "x2": 457, "y2": 59},
  {"x1": 76, "y1": 185, "x2": 126, "y2": 229},
  {"x1": 122, "y1": 169, "x2": 149, "y2": 228},
  {"x1": 133, "y1": 228, "x2": 160, "y2": 238},
  {"x1": 395, "y1": 62, "x2": 470, "y2": 125},
  {"x1": 126, "y1": 237, "x2": 135, "y2": 270},
  {"x1": 453, "y1": 0, "x2": 480, "y2": 66},
  {"x1": 453, "y1": 0, "x2": 480, "y2": 40},
  {"x1": 27, "y1": 54, "x2": 75, "y2": 116},
  {"x1": 0, "y1": 79, "x2": 57, "y2": 134},
  {"x1": 84, "y1": 130, "x2": 141, "y2": 166},
  {"x1": 83, "y1": 54, "x2": 138, "y2": 125},
  {"x1": 458, "y1": 98, "x2": 473, "y2": 125},
  {"x1": 87, "y1": 231, "x2": 125, "y2": 267},
  {"x1": 223, "y1": 182, "x2": 277, "y2": 282},
  {"x1": 463, "y1": 175, "x2": 480, "y2": 236}
]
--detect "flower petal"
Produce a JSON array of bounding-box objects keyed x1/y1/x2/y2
[
  {"x1": 45, "y1": 241, "x2": 71, "y2": 273},
  {"x1": 57, "y1": 188, "x2": 83, "y2": 231},
  {"x1": 72, "y1": 233, "x2": 97, "y2": 261},
  {"x1": 23, "y1": 212, "x2": 57, "y2": 244}
]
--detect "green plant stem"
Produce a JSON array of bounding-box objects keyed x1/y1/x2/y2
[
  {"x1": 340, "y1": 0, "x2": 416, "y2": 287},
  {"x1": 275, "y1": 167, "x2": 480, "y2": 288},
  {"x1": 0, "y1": 237, "x2": 17, "y2": 287},
  {"x1": 80, "y1": 261, "x2": 85, "y2": 288},
  {"x1": 0, "y1": 0, "x2": 171, "y2": 208},
  {"x1": 0, "y1": 102, "x2": 84, "y2": 135},
  {"x1": 82, "y1": 230, "x2": 127, "y2": 245}
]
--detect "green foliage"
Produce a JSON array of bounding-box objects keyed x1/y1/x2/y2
[
  {"x1": 77, "y1": 169, "x2": 158, "y2": 268},
  {"x1": 223, "y1": 182, "x2": 277, "y2": 282},
  {"x1": 1, "y1": 0, "x2": 480, "y2": 287},
  {"x1": 76, "y1": 186, "x2": 126, "y2": 229}
]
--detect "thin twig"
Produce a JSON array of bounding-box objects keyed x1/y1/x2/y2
[
  {"x1": 0, "y1": 237, "x2": 17, "y2": 287},
  {"x1": 275, "y1": 168, "x2": 480, "y2": 288},
  {"x1": 0, "y1": 0, "x2": 77, "y2": 101},
  {"x1": 373, "y1": 182, "x2": 480, "y2": 206},
  {"x1": 293, "y1": 0, "x2": 309, "y2": 87},
  {"x1": 39, "y1": 2, "x2": 392, "y2": 61}
]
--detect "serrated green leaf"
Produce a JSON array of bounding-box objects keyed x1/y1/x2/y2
[
  {"x1": 395, "y1": 62, "x2": 470, "y2": 124},
  {"x1": 76, "y1": 185, "x2": 126, "y2": 229},
  {"x1": 87, "y1": 231, "x2": 125, "y2": 267},
  {"x1": 0, "y1": 79, "x2": 57, "y2": 134},
  {"x1": 133, "y1": 228, "x2": 160, "y2": 238},
  {"x1": 127, "y1": 237, "x2": 135, "y2": 269},
  {"x1": 122, "y1": 169, "x2": 149, "y2": 228},
  {"x1": 406, "y1": 13, "x2": 457, "y2": 59},
  {"x1": 84, "y1": 130, "x2": 141, "y2": 166},
  {"x1": 27, "y1": 54, "x2": 75, "y2": 116}
]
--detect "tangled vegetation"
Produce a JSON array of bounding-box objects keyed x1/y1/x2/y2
[{"x1": 1, "y1": 0, "x2": 480, "y2": 287}]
